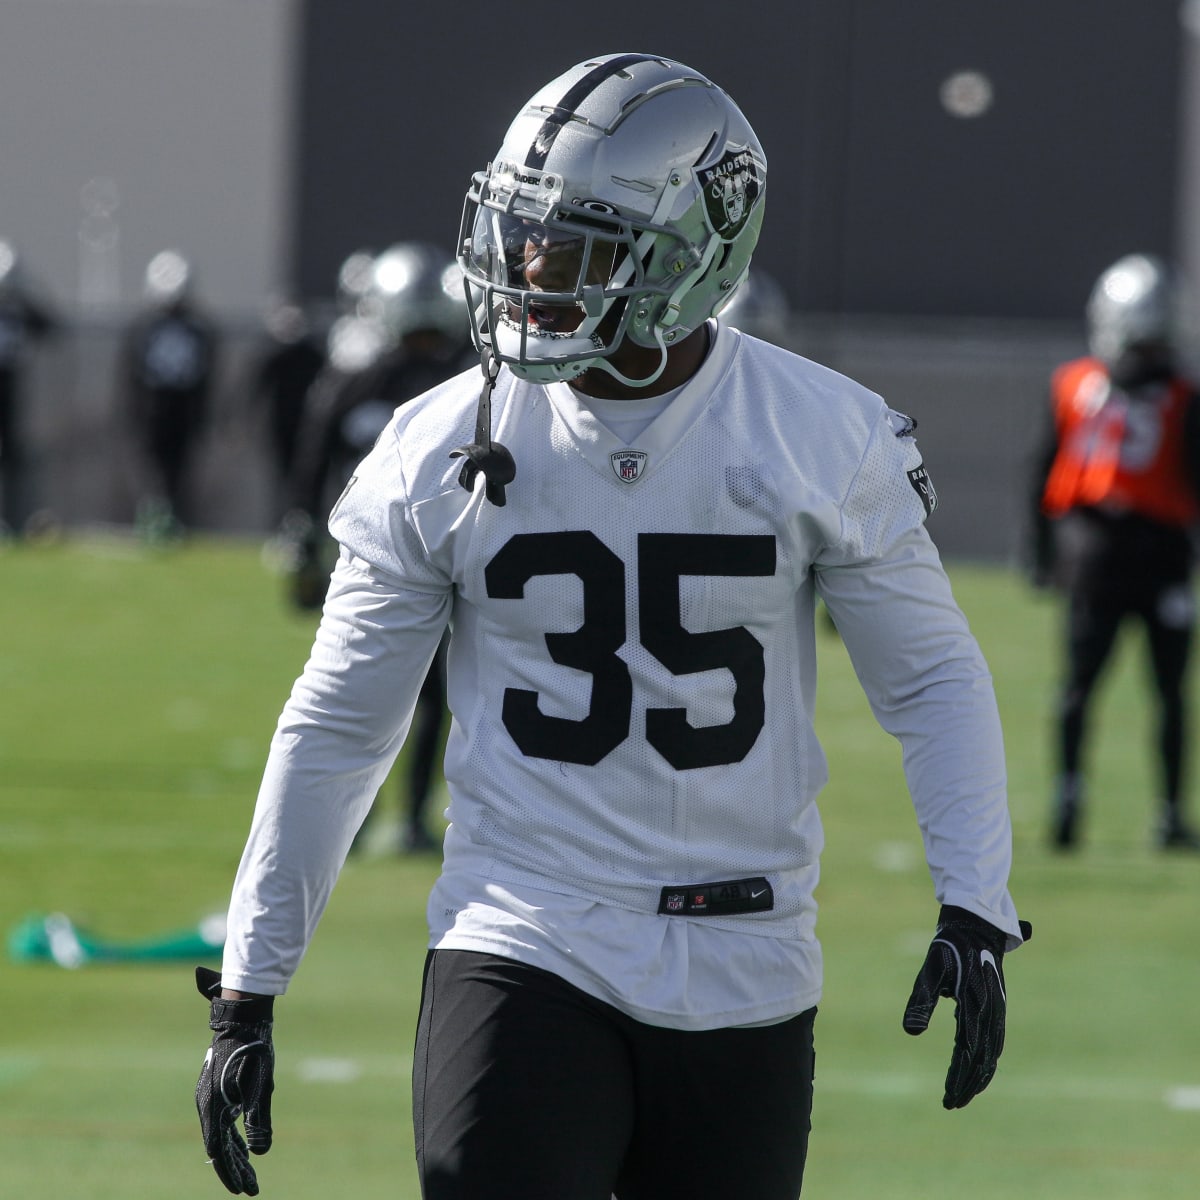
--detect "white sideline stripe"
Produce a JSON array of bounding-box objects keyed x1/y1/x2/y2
[
  {"x1": 872, "y1": 840, "x2": 920, "y2": 873},
  {"x1": 291, "y1": 1055, "x2": 411, "y2": 1082},
  {"x1": 0, "y1": 1056, "x2": 39, "y2": 1085},
  {"x1": 0, "y1": 823, "x2": 249, "y2": 851},
  {"x1": 819, "y1": 1070, "x2": 1200, "y2": 1108},
  {"x1": 0, "y1": 1051, "x2": 412, "y2": 1082},
  {"x1": 296, "y1": 1058, "x2": 363, "y2": 1084},
  {"x1": 1165, "y1": 1086, "x2": 1200, "y2": 1111},
  {"x1": 2, "y1": 1049, "x2": 1196, "y2": 1110}
]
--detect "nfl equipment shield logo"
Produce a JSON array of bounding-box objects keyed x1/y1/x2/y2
[
  {"x1": 611, "y1": 450, "x2": 648, "y2": 483},
  {"x1": 665, "y1": 892, "x2": 685, "y2": 912}
]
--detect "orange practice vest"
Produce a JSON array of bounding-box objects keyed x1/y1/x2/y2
[{"x1": 1041, "y1": 356, "x2": 1199, "y2": 527}]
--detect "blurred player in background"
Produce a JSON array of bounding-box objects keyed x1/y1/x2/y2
[
  {"x1": 286, "y1": 242, "x2": 472, "y2": 853},
  {"x1": 269, "y1": 247, "x2": 387, "y2": 597},
  {"x1": 121, "y1": 250, "x2": 220, "y2": 539},
  {"x1": 248, "y1": 296, "x2": 326, "y2": 524},
  {"x1": 195, "y1": 54, "x2": 1028, "y2": 1199},
  {"x1": 0, "y1": 239, "x2": 60, "y2": 537},
  {"x1": 1030, "y1": 253, "x2": 1200, "y2": 851}
]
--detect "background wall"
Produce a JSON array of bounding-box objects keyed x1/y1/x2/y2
[
  {"x1": 1, "y1": 0, "x2": 1197, "y2": 561},
  {"x1": 293, "y1": 0, "x2": 1185, "y2": 318},
  {"x1": 0, "y1": 0, "x2": 297, "y2": 317}
]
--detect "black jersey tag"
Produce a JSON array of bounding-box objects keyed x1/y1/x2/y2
[{"x1": 657, "y1": 877, "x2": 774, "y2": 916}]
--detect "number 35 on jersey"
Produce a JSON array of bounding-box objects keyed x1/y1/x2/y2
[{"x1": 484, "y1": 530, "x2": 776, "y2": 771}]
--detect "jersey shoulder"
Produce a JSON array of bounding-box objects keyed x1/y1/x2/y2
[
  {"x1": 327, "y1": 366, "x2": 484, "y2": 584},
  {"x1": 382, "y1": 364, "x2": 483, "y2": 465},
  {"x1": 722, "y1": 329, "x2": 899, "y2": 480},
  {"x1": 719, "y1": 329, "x2": 934, "y2": 535},
  {"x1": 330, "y1": 365, "x2": 479, "y2": 521}
]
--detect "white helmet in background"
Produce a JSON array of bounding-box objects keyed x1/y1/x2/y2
[
  {"x1": 0, "y1": 240, "x2": 20, "y2": 291},
  {"x1": 143, "y1": 249, "x2": 192, "y2": 307},
  {"x1": 1086, "y1": 253, "x2": 1177, "y2": 365},
  {"x1": 336, "y1": 248, "x2": 376, "y2": 313},
  {"x1": 363, "y1": 242, "x2": 468, "y2": 346},
  {"x1": 459, "y1": 53, "x2": 767, "y2": 387}
]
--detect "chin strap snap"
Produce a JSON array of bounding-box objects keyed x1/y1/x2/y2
[{"x1": 450, "y1": 348, "x2": 516, "y2": 506}]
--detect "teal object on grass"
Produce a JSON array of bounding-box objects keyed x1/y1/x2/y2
[{"x1": 8, "y1": 911, "x2": 225, "y2": 967}]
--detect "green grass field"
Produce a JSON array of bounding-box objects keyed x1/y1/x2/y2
[{"x1": 2, "y1": 532, "x2": 1198, "y2": 1198}]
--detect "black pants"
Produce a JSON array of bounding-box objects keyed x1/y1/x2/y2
[
  {"x1": 413, "y1": 949, "x2": 815, "y2": 1200},
  {"x1": 0, "y1": 383, "x2": 27, "y2": 531},
  {"x1": 141, "y1": 394, "x2": 203, "y2": 524},
  {"x1": 1056, "y1": 510, "x2": 1194, "y2": 807}
]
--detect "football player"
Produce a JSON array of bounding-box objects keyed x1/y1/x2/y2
[
  {"x1": 195, "y1": 54, "x2": 1029, "y2": 1198},
  {"x1": 1030, "y1": 253, "x2": 1200, "y2": 850},
  {"x1": 0, "y1": 240, "x2": 60, "y2": 536},
  {"x1": 121, "y1": 250, "x2": 219, "y2": 538},
  {"x1": 248, "y1": 296, "x2": 326, "y2": 524},
  {"x1": 285, "y1": 242, "x2": 473, "y2": 852}
]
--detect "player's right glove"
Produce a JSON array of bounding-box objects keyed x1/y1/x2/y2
[
  {"x1": 902, "y1": 905, "x2": 1031, "y2": 1110},
  {"x1": 195, "y1": 966, "x2": 275, "y2": 1195}
]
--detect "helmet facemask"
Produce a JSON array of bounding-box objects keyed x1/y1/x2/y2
[
  {"x1": 461, "y1": 169, "x2": 713, "y2": 387},
  {"x1": 463, "y1": 187, "x2": 623, "y2": 381}
]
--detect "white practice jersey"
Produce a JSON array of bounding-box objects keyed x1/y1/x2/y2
[{"x1": 222, "y1": 321, "x2": 1023, "y2": 1028}]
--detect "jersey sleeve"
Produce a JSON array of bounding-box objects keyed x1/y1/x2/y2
[
  {"x1": 815, "y1": 405, "x2": 935, "y2": 565},
  {"x1": 220, "y1": 551, "x2": 452, "y2": 993},
  {"x1": 326, "y1": 408, "x2": 465, "y2": 592},
  {"x1": 814, "y1": 411, "x2": 1022, "y2": 945}
]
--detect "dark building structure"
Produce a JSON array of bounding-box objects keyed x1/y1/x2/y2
[
  {"x1": 4, "y1": 1, "x2": 1196, "y2": 558},
  {"x1": 292, "y1": 1, "x2": 1184, "y2": 320}
]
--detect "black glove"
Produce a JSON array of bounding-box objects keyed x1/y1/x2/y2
[
  {"x1": 902, "y1": 906, "x2": 1032, "y2": 1110},
  {"x1": 195, "y1": 966, "x2": 275, "y2": 1195}
]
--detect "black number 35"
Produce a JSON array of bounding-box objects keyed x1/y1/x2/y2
[{"x1": 484, "y1": 532, "x2": 776, "y2": 770}]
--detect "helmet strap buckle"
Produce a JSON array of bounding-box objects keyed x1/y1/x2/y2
[{"x1": 450, "y1": 349, "x2": 516, "y2": 506}]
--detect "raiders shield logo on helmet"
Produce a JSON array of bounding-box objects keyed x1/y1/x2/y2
[
  {"x1": 611, "y1": 450, "x2": 648, "y2": 483},
  {"x1": 700, "y1": 147, "x2": 765, "y2": 240}
]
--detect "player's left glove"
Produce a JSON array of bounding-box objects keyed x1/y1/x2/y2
[
  {"x1": 195, "y1": 966, "x2": 275, "y2": 1195},
  {"x1": 902, "y1": 905, "x2": 1031, "y2": 1110}
]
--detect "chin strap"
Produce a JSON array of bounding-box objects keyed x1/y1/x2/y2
[{"x1": 450, "y1": 348, "x2": 516, "y2": 506}]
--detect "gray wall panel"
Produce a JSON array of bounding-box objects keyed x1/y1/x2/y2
[
  {"x1": 0, "y1": 0, "x2": 297, "y2": 318},
  {"x1": 294, "y1": 1, "x2": 1184, "y2": 319}
]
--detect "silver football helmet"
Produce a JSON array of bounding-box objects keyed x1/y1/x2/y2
[
  {"x1": 336, "y1": 248, "x2": 376, "y2": 313},
  {"x1": 143, "y1": 249, "x2": 192, "y2": 307},
  {"x1": 1086, "y1": 253, "x2": 1177, "y2": 365},
  {"x1": 362, "y1": 242, "x2": 469, "y2": 346},
  {"x1": 459, "y1": 53, "x2": 767, "y2": 387},
  {"x1": 0, "y1": 239, "x2": 19, "y2": 291}
]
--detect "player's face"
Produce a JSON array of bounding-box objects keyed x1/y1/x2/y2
[{"x1": 504, "y1": 220, "x2": 616, "y2": 335}]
